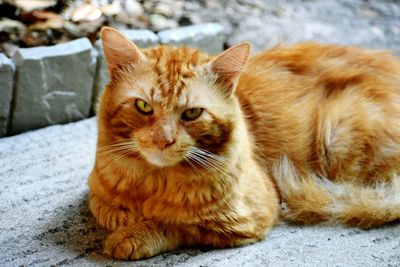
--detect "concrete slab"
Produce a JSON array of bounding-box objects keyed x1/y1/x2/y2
[
  {"x1": 10, "y1": 38, "x2": 96, "y2": 134},
  {"x1": 0, "y1": 53, "x2": 14, "y2": 136}
]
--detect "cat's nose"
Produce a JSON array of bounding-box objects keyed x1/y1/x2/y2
[{"x1": 157, "y1": 139, "x2": 176, "y2": 150}]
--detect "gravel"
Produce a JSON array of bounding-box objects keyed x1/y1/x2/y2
[{"x1": 179, "y1": 0, "x2": 400, "y2": 52}]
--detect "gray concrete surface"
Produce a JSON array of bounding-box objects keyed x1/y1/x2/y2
[
  {"x1": 10, "y1": 38, "x2": 96, "y2": 134},
  {"x1": 0, "y1": 118, "x2": 399, "y2": 266},
  {"x1": 0, "y1": 53, "x2": 14, "y2": 137}
]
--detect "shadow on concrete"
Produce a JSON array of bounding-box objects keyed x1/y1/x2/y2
[{"x1": 37, "y1": 192, "x2": 111, "y2": 265}]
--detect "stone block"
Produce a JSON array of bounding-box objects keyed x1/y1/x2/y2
[
  {"x1": 0, "y1": 53, "x2": 15, "y2": 137},
  {"x1": 92, "y1": 29, "x2": 159, "y2": 114},
  {"x1": 11, "y1": 38, "x2": 96, "y2": 134},
  {"x1": 158, "y1": 23, "x2": 224, "y2": 55}
]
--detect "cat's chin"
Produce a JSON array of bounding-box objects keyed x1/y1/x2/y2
[{"x1": 141, "y1": 150, "x2": 181, "y2": 168}]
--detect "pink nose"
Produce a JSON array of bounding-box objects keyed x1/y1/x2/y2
[{"x1": 155, "y1": 139, "x2": 176, "y2": 150}]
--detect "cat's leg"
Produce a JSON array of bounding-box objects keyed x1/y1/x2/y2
[
  {"x1": 199, "y1": 231, "x2": 263, "y2": 248},
  {"x1": 89, "y1": 194, "x2": 135, "y2": 231},
  {"x1": 104, "y1": 223, "x2": 263, "y2": 260},
  {"x1": 189, "y1": 224, "x2": 269, "y2": 249},
  {"x1": 104, "y1": 222, "x2": 182, "y2": 260}
]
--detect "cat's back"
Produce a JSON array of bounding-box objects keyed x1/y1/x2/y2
[
  {"x1": 237, "y1": 43, "x2": 400, "y2": 180},
  {"x1": 240, "y1": 43, "x2": 400, "y2": 96}
]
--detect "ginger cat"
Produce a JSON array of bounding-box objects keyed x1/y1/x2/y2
[{"x1": 88, "y1": 27, "x2": 400, "y2": 260}]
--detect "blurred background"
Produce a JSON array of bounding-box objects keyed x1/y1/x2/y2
[{"x1": 1, "y1": 0, "x2": 399, "y2": 56}]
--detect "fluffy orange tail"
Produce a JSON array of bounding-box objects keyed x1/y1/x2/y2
[{"x1": 273, "y1": 157, "x2": 400, "y2": 228}]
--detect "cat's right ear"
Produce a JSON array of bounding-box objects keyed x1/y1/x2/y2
[
  {"x1": 101, "y1": 27, "x2": 146, "y2": 73},
  {"x1": 205, "y1": 42, "x2": 251, "y2": 96}
]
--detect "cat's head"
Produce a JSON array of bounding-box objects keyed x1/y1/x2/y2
[{"x1": 98, "y1": 27, "x2": 250, "y2": 168}]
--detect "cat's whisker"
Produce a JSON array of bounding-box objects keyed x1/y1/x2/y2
[
  {"x1": 195, "y1": 147, "x2": 230, "y2": 163},
  {"x1": 100, "y1": 139, "x2": 138, "y2": 149},
  {"x1": 194, "y1": 155, "x2": 229, "y2": 171},
  {"x1": 191, "y1": 147, "x2": 232, "y2": 168},
  {"x1": 185, "y1": 159, "x2": 202, "y2": 177},
  {"x1": 96, "y1": 140, "x2": 143, "y2": 178},
  {"x1": 188, "y1": 147, "x2": 233, "y2": 174},
  {"x1": 98, "y1": 140, "x2": 140, "y2": 155},
  {"x1": 187, "y1": 153, "x2": 212, "y2": 170},
  {"x1": 186, "y1": 146, "x2": 235, "y2": 184},
  {"x1": 98, "y1": 148, "x2": 143, "y2": 179},
  {"x1": 188, "y1": 150, "x2": 224, "y2": 170},
  {"x1": 187, "y1": 152, "x2": 231, "y2": 180}
]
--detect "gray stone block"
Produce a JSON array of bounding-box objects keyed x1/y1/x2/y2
[
  {"x1": 158, "y1": 23, "x2": 225, "y2": 55},
  {"x1": 0, "y1": 53, "x2": 15, "y2": 137},
  {"x1": 92, "y1": 29, "x2": 159, "y2": 114},
  {"x1": 11, "y1": 38, "x2": 96, "y2": 134}
]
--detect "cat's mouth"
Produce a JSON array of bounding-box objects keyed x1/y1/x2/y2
[{"x1": 140, "y1": 148, "x2": 182, "y2": 167}]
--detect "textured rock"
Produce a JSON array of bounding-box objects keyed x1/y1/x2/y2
[
  {"x1": 0, "y1": 117, "x2": 399, "y2": 266},
  {"x1": 10, "y1": 38, "x2": 96, "y2": 134},
  {"x1": 0, "y1": 53, "x2": 14, "y2": 137},
  {"x1": 158, "y1": 23, "x2": 224, "y2": 55},
  {"x1": 92, "y1": 29, "x2": 159, "y2": 114}
]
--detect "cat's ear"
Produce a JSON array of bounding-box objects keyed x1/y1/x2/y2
[
  {"x1": 101, "y1": 27, "x2": 147, "y2": 73},
  {"x1": 206, "y1": 42, "x2": 251, "y2": 96}
]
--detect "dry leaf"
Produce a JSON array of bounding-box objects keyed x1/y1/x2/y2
[
  {"x1": 13, "y1": 0, "x2": 57, "y2": 12},
  {"x1": 0, "y1": 18, "x2": 26, "y2": 34},
  {"x1": 101, "y1": 1, "x2": 121, "y2": 16},
  {"x1": 125, "y1": 0, "x2": 144, "y2": 17},
  {"x1": 20, "y1": 10, "x2": 60, "y2": 23},
  {"x1": 71, "y1": 4, "x2": 102, "y2": 22},
  {"x1": 28, "y1": 17, "x2": 64, "y2": 31},
  {"x1": 22, "y1": 30, "x2": 47, "y2": 46},
  {"x1": 32, "y1": 10, "x2": 60, "y2": 20}
]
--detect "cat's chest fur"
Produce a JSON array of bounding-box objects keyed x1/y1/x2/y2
[{"x1": 91, "y1": 158, "x2": 237, "y2": 224}]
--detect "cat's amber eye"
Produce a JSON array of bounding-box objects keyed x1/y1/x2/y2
[
  {"x1": 182, "y1": 108, "x2": 203, "y2": 121},
  {"x1": 135, "y1": 99, "x2": 153, "y2": 115}
]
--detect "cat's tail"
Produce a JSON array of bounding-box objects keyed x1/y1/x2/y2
[{"x1": 272, "y1": 157, "x2": 400, "y2": 228}]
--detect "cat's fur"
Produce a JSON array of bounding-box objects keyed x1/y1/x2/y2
[{"x1": 89, "y1": 27, "x2": 400, "y2": 260}]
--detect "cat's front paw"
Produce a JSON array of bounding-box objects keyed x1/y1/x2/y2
[
  {"x1": 90, "y1": 196, "x2": 135, "y2": 231},
  {"x1": 104, "y1": 226, "x2": 156, "y2": 260}
]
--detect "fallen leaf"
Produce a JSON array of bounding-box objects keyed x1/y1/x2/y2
[
  {"x1": 22, "y1": 30, "x2": 48, "y2": 46},
  {"x1": 71, "y1": 4, "x2": 102, "y2": 22},
  {"x1": 125, "y1": 0, "x2": 144, "y2": 17},
  {"x1": 20, "y1": 10, "x2": 60, "y2": 23},
  {"x1": 13, "y1": 0, "x2": 57, "y2": 12},
  {"x1": 28, "y1": 17, "x2": 64, "y2": 31},
  {"x1": 101, "y1": 1, "x2": 121, "y2": 16},
  {"x1": 32, "y1": 10, "x2": 61, "y2": 20},
  {"x1": 0, "y1": 18, "x2": 26, "y2": 34}
]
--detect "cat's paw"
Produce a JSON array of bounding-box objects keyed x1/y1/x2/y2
[
  {"x1": 90, "y1": 196, "x2": 134, "y2": 231},
  {"x1": 104, "y1": 226, "x2": 156, "y2": 260},
  {"x1": 100, "y1": 208, "x2": 135, "y2": 231}
]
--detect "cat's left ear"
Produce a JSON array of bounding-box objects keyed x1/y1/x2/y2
[
  {"x1": 205, "y1": 42, "x2": 251, "y2": 96},
  {"x1": 101, "y1": 27, "x2": 147, "y2": 74}
]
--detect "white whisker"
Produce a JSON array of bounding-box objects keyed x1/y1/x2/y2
[{"x1": 186, "y1": 146, "x2": 236, "y2": 180}]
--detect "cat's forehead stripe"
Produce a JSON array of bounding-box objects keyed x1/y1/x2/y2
[{"x1": 143, "y1": 46, "x2": 210, "y2": 105}]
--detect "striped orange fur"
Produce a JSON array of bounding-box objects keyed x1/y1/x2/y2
[{"x1": 89, "y1": 27, "x2": 400, "y2": 260}]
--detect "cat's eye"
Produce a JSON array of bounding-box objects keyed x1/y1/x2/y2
[
  {"x1": 182, "y1": 108, "x2": 203, "y2": 121},
  {"x1": 135, "y1": 99, "x2": 153, "y2": 115}
]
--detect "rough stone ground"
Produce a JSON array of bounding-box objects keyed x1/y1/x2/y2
[
  {"x1": 1, "y1": 1, "x2": 400, "y2": 266},
  {"x1": 183, "y1": 0, "x2": 400, "y2": 53},
  {"x1": 1, "y1": 118, "x2": 399, "y2": 267}
]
